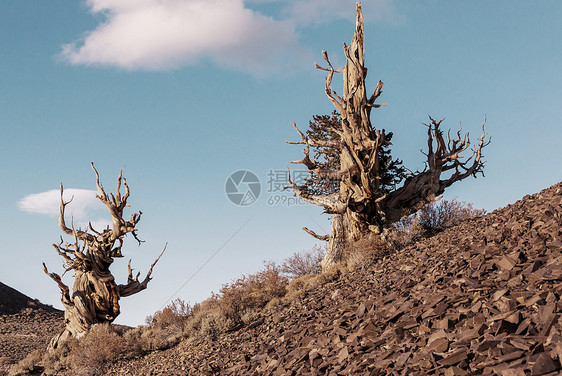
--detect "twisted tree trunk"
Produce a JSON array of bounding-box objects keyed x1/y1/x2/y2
[
  {"x1": 288, "y1": 3, "x2": 489, "y2": 270},
  {"x1": 43, "y1": 163, "x2": 165, "y2": 349}
]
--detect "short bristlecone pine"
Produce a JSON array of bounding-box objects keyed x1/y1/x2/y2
[{"x1": 43, "y1": 163, "x2": 165, "y2": 349}]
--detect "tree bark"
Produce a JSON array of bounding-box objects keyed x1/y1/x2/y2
[
  {"x1": 43, "y1": 164, "x2": 165, "y2": 349},
  {"x1": 288, "y1": 2, "x2": 489, "y2": 271}
]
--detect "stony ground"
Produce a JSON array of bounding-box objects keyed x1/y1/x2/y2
[
  {"x1": 0, "y1": 283, "x2": 63, "y2": 371},
  {"x1": 105, "y1": 183, "x2": 562, "y2": 375}
]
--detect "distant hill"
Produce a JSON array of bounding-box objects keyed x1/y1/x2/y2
[
  {"x1": 0, "y1": 282, "x2": 59, "y2": 315},
  {"x1": 106, "y1": 182, "x2": 562, "y2": 375},
  {"x1": 0, "y1": 282, "x2": 63, "y2": 364}
]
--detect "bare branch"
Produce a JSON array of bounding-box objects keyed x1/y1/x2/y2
[
  {"x1": 118, "y1": 244, "x2": 167, "y2": 297},
  {"x1": 58, "y1": 183, "x2": 94, "y2": 242},
  {"x1": 302, "y1": 227, "x2": 329, "y2": 241},
  {"x1": 43, "y1": 262, "x2": 72, "y2": 308}
]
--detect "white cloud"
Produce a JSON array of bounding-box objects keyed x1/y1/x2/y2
[
  {"x1": 60, "y1": 0, "x2": 310, "y2": 75},
  {"x1": 18, "y1": 189, "x2": 111, "y2": 231},
  {"x1": 60, "y1": 0, "x2": 399, "y2": 75}
]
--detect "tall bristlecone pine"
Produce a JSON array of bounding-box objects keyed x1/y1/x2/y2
[
  {"x1": 288, "y1": 2, "x2": 489, "y2": 270},
  {"x1": 43, "y1": 163, "x2": 165, "y2": 349}
]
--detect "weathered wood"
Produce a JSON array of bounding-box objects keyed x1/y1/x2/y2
[
  {"x1": 43, "y1": 163, "x2": 165, "y2": 349},
  {"x1": 288, "y1": 3, "x2": 489, "y2": 269}
]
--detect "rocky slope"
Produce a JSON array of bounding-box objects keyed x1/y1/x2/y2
[
  {"x1": 106, "y1": 182, "x2": 562, "y2": 375},
  {"x1": 0, "y1": 283, "x2": 63, "y2": 364}
]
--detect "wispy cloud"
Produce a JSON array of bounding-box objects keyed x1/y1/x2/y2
[
  {"x1": 59, "y1": 0, "x2": 399, "y2": 75},
  {"x1": 18, "y1": 189, "x2": 111, "y2": 231}
]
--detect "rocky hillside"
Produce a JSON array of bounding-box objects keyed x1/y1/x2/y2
[
  {"x1": 0, "y1": 283, "x2": 63, "y2": 364},
  {"x1": 104, "y1": 182, "x2": 562, "y2": 375}
]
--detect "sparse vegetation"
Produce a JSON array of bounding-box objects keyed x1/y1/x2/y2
[
  {"x1": 417, "y1": 199, "x2": 486, "y2": 236},
  {"x1": 8, "y1": 196, "x2": 485, "y2": 375},
  {"x1": 219, "y1": 262, "x2": 288, "y2": 327},
  {"x1": 279, "y1": 244, "x2": 325, "y2": 279},
  {"x1": 146, "y1": 298, "x2": 191, "y2": 330},
  {"x1": 8, "y1": 350, "x2": 43, "y2": 376},
  {"x1": 388, "y1": 199, "x2": 486, "y2": 250}
]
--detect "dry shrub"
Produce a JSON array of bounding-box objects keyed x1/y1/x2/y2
[
  {"x1": 280, "y1": 244, "x2": 325, "y2": 279},
  {"x1": 219, "y1": 262, "x2": 288, "y2": 327},
  {"x1": 388, "y1": 214, "x2": 424, "y2": 250},
  {"x1": 134, "y1": 298, "x2": 192, "y2": 351},
  {"x1": 417, "y1": 199, "x2": 485, "y2": 236},
  {"x1": 146, "y1": 298, "x2": 191, "y2": 330},
  {"x1": 346, "y1": 233, "x2": 390, "y2": 270},
  {"x1": 184, "y1": 295, "x2": 230, "y2": 340},
  {"x1": 120, "y1": 327, "x2": 146, "y2": 356},
  {"x1": 197, "y1": 306, "x2": 231, "y2": 340},
  {"x1": 389, "y1": 199, "x2": 486, "y2": 249},
  {"x1": 0, "y1": 358, "x2": 12, "y2": 366},
  {"x1": 8, "y1": 350, "x2": 43, "y2": 376},
  {"x1": 284, "y1": 274, "x2": 315, "y2": 301},
  {"x1": 138, "y1": 326, "x2": 181, "y2": 352},
  {"x1": 180, "y1": 263, "x2": 289, "y2": 340},
  {"x1": 16, "y1": 338, "x2": 78, "y2": 376},
  {"x1": 284, "y1": 262, "x2": 346, "y2": 302},
  {"x1": 65, "y1": 324, "x2": 125, "y2": 376}
]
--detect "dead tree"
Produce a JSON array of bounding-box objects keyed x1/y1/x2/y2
[
  {"x1": 43, "y1": 163, "x2": 165, "y2": 349},
  {"x1": 288, "y1": 3, "x2": 489, "y2": 270}
]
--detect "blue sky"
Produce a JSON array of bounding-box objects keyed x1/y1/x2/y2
[{"x1": 1, "y1": 1, "x2": 561, "y2": 325}]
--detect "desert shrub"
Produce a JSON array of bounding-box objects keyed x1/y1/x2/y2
[
  {"x1": 219, "y1": 262, "x2": 288, "y2": 327},
  {"x1": 387, "y1": 214, "x2": 424, "y2": 250},
  {"x1": 1, "y1": 356, "x2": 12, "y2": 376},
  {"x1": 120, "y1": 327, "x2": 145, "y2": 356},
  {"x1": 8, "y1": 350, "x2": 44, "y2": 376},
  {"x1": 346, "y1": 233, "x2": 391, "y2": 269},
  {"x1": 183, "y1": 295, "x2": 231, "y2": 340},
  {"x1": 417, "y1": 199, "x2": 486, "y2": 236},
  {"x1": 136, "y1": 298, "x2": 192, "y2": 351},
  {"x1": 0, "y1": 357, "x2": 12, "y2": 366},
  {"x1": 280, "y1": 244, "x2": 325, "y2": 279},
  {"x1": 197, "y1": 306, "x2": 232, "y2": 340},
  {"x1": 284, "y1": 262, "x2": 346, "y2": 302},
  {"x1": 65, "y1": 324, "x2": 125, "y2": 376},
  {"x1": 30, "y1": 337, "x2": 77, "y2": 376},
  {"x1": 146, "y1": 298, "x2": 191, "y2": 330},
  {"x1": 388, "y1": 199, "x2": 486, "y2": 249}
]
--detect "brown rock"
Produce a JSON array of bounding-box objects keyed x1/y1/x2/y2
[{"x1": 531, "y1": 353, "x2": 558, "y2": 375}]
